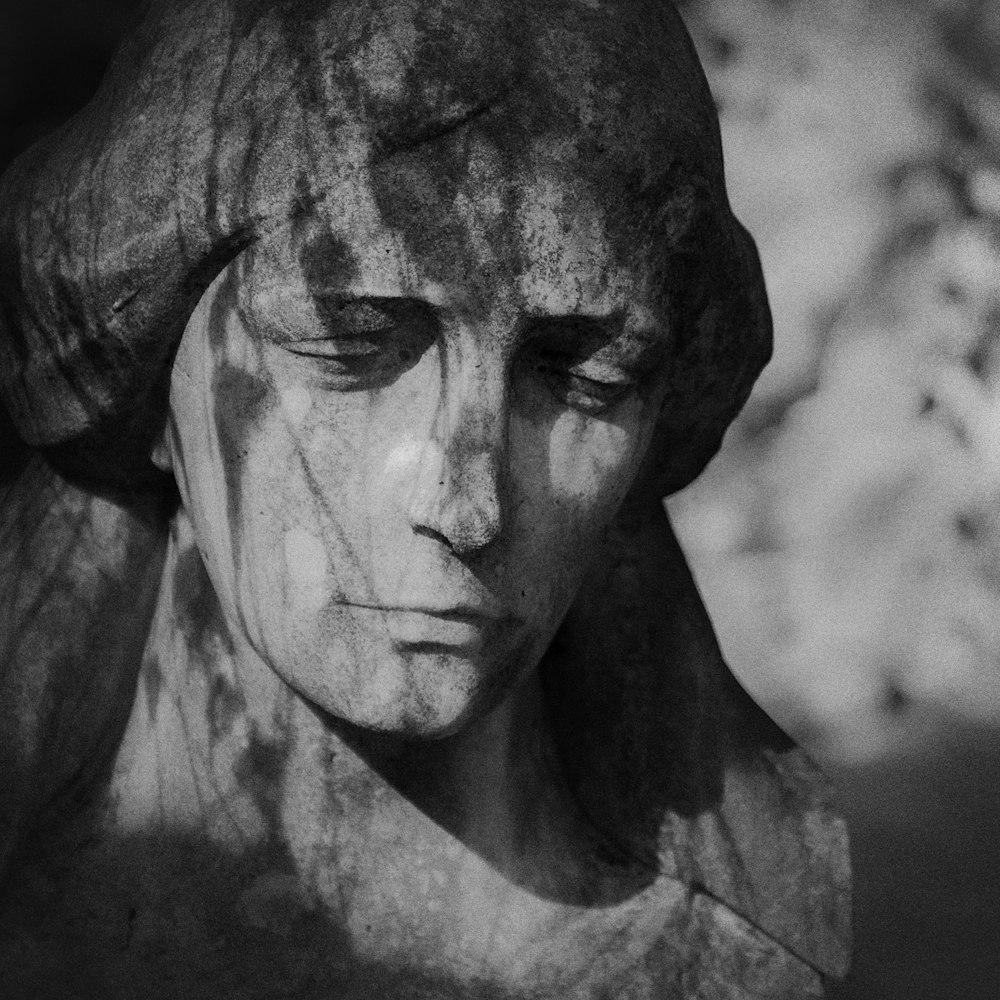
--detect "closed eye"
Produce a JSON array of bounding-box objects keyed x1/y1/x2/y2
[
  {"x1": 525, "y1": 347, "x2": 636, "y2": 415},
  {"x1": 282, "y1": 296, "x2": 438, "y2": 389},
  {"x1": 517, "y1": 316, "x2": 661, "y2": 416}
]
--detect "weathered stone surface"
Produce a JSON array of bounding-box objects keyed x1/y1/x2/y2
[
  {"x1": 0, "y1": 0, "x2": 849, "y2": 996},
  {"x1": 0, "y1": 456, "x2": 165, "y2": 875},
  {"x1": 0, "y1": 0, "x2": 768, "y2": 495}
]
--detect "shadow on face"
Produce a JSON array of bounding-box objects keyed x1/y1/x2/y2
[{"x1": 163, "y1": 118, "x2": 675, "y2": 741}]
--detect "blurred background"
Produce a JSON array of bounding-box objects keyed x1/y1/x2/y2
[
  {"x1": 2, "y1": 0, "x2": 998, "y2": 996},
  {"x1": 673, "y1": 2, "x2": 1000, "y2": 996}
]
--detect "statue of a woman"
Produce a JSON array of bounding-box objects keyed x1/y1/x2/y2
[{"x1": 0, "y1": 0, "x2": 850, "y2": 996}]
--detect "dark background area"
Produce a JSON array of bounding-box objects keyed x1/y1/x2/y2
[
  {"x1": 3, "y1": 1, "x2": 1000, "y2": 998},
  {"x1": 0, "y1": 0, "x2": 135, "y2": 172}
]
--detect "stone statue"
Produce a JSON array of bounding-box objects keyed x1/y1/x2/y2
[{"x1": 0, "y1": 0, "x2": 850, "y2": 996}]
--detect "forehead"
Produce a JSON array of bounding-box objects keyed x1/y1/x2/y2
[
  {"x1": 244, "y1": 119, "x2": 664, "y2": 337},
  {"x1": 218, "y1": 0, "x2": 719, "y2": 348}
]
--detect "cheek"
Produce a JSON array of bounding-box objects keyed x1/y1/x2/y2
[
  {"x1": 282, "y1": 527, "x2": 330, "y2": 614},
  {"x1": 515, "y1": 400, "x2": 651, "y2": 528},
  {"x1": 229, "y1": 368, "x2": 435, "y2": 626},
  {"x1": 169, "y1": 349, "x2": 336, "y2": 652},
  {"x1": 507, "y1": 399, "x2": 654, "y2": 607},
  {"x1": 550, "y1": 413, "x2": 646, "y2": 511}
]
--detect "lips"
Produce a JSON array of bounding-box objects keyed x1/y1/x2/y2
[{"x1": 338, "y1": 602, "x2": 517, "y2": 651}]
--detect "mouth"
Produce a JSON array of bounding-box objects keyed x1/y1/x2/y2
[{"x1": 338, "y1": 602, "x2": 518, "y2": 652}]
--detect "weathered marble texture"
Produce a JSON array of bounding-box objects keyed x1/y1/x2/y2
[
  {"x1": 0, "y1": 0, "x2": 849, "y2": 996},
  {"x1": 0, "y1": 0, "x2": 768, "y2": 494},
  {"x1": 0, "y1": 507, "x2": 844, "y2": 998}
]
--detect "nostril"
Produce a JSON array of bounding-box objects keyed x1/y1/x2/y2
[
  {"x1": 412, "y1": 523, "x2": 452, "y2": 547},
  {"x1": 438, "y1": 494, "x2": 502, "y2": 555}
]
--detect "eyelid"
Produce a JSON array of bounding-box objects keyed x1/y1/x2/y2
[
  {"x1": 274, "y1": 294, "x2": 438, "y2": 390},
  {"x1": 523, "y1": 316, "x2": 665, "y2": 376},
  {"x1": 302, "y1": 295, "x2": 439, "y2": 340},
  {"x1": 570, "y1": 358, "x2": 639, "y2": 386},
  {"x1": 283, "y1": 338, "x2": 383, "y2": 357}
]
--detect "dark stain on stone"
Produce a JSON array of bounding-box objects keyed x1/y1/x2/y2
[
  {"x1": 941, "y1": 279, "x2": 964, "y2": 303},
  {"x1": 966, "y1": 320, "x2": 1000, "y2": 382},
  {"x1": 298, "y1": 228, "x2": 360, "y2": 297},
  {"x1": 289, "y1": 170, "x2": 326, "y2": 235},
  {"x1": 121, "y1": 905, "x2": 137, "y2": 951},
  {"x1": 172, "y1": 543, "x2": 231, "y2": 657},
  {"x1": 205, "y1": 269, "x2": 275, "y2": 577},
  {"x1": 232, "y1": 0, "x2": 337, "y2": 112},
  {"x1": 956, "y1": 511, "x2": 980, "y2": 541},
  {"x1": 883, "y1": 679, "x2": 908, "y2": 716},
  {"x1": 214, "y1": 361, "x2": 273, "y2": 576},
  {"x1": 208, "y1": 674, "x2": 248, "y2": 741},
  {"x1": 234, "y1": 723, "x2": 292, "y2": 834}
]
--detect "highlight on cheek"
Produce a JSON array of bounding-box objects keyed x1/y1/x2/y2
[{"x1": 542, "y1": 405, "x2": 647, "y2": 507}]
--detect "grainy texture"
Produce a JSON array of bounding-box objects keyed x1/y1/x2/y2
[
  {"x1": 0, "y1": 1, "x2": 850, "y2": 996},
  {"x1": 0, "y1": 0, "x2": 768, "y2": 495},
  {"x1": 0, "y1": 457, "x2": 165, "y2": 875}
]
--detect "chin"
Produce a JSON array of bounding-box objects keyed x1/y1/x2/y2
[{"x1": 297, "y1": 645, "x2": 530, "y2": 741}]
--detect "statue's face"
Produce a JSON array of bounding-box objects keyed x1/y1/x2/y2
[{"x1": 164, "y1": 128, "x2": 671, "y2": 737}]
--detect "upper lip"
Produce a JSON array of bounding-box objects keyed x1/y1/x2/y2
[{"x1": 337, "y1": 600, "x2": 515, "y2": 623}]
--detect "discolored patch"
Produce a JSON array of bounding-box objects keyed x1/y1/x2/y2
[
  {"x1": 208, "y1": 674, "x2": 248, "y2": 740},
  {"x1": 234, "y1": 723, "x2": 293, "y2": 834},
  {"x1": 171, "y1": 544, "x2": 232, "y2": 657}
]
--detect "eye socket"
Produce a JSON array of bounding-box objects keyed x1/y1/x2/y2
[
  {"x1": 522, "y1": 346, "x2": 636, "y2": 415},
  {"x1": 518, "y1": 318, "x2": 651, "y2": 416},
  {"x1": 282, "y1": 297, "x2": 438, "y2": 390}
]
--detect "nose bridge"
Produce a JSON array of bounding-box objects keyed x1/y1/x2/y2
[
  {"x1": 435, "y1": 344, "x2": 507, "y2": 462},
  {"x1": 411, "y1": 336, "x2": 509, "y2": 553}
]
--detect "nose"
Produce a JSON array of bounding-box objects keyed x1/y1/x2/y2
[{"x1": 405, "y1": 371, "x2": 508, "y2": 556}]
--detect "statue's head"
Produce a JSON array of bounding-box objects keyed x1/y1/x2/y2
[
  {"x1": 0, "y1": 7, "x2": 855, "y2": 974},
  {"x1": 0, "y1": 0, "x2": 770, "y2": 737}
]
